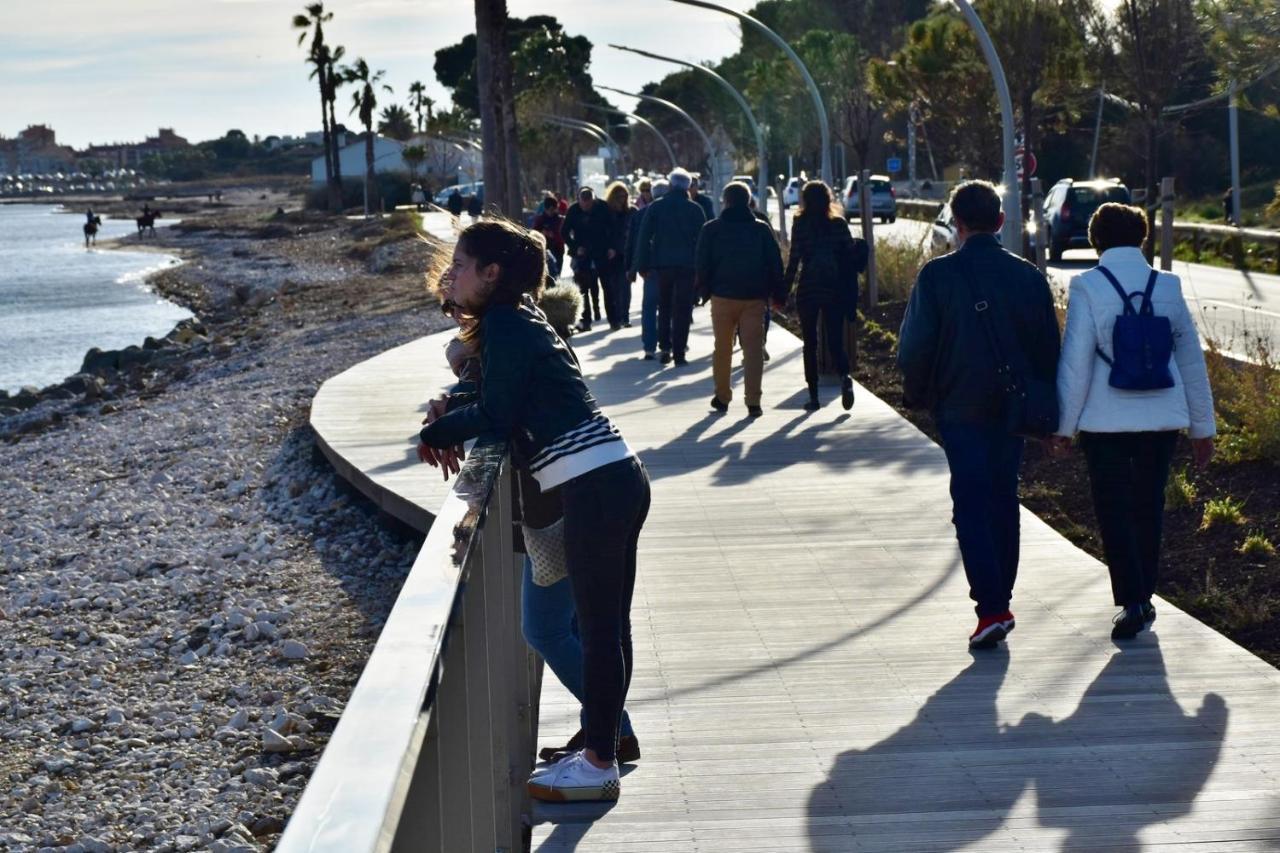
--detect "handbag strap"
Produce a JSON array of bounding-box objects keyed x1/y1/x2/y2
[{"x1": 955, "y1": 254, "x2": 1021, "y2": 393}]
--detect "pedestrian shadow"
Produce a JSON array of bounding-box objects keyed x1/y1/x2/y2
[{"x1": 808, "y1": 636, "x2": 1227, "y2": 851}]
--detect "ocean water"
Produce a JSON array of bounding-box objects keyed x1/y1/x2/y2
[{"x1": 0, "y1": 204, "x2": 191, "y2": 393}]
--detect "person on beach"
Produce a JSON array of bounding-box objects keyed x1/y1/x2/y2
[
  {"x1": 695, "y1": 181, "x2": 786, "y2": 417},
  {"x1": 532, "y1": 195, "x2": 566, "y2": 279},
  {"x1": 783, "y1": 180, "x2": 866, "y2": 412},
  {"x1": 626, "y1": 179, "x2": 669, "y2": 360},
  {"x1": 419, "y1": 219, "x2": 650, "y2": 803},
  {"x1": 601, "y1": 182, "x2": 635, "y2": 330},
  {"x1": 897, "y1": 180, "x2": 1061, "y2": 650},
  {"x1": 633, "y1": 167, "x2": 707, "y2": 366},
  {"x1": 563, "y1": 187, "x2": 610, "y2": 331},
  {"x1": 1047, "y1": 203, "x2": 1215, "y2": 640}
]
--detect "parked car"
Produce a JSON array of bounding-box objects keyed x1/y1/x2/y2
[
  {"x1": 1042, "y1": 178, "x2": 1130, "y2": 261},
  {"x1": 842, "y1": 174, "x2": 897, "y2": 223},
  {"x1": 782, "y1": 177, "x2": 803, "y2": 207},
  {"x1": 433, "y1": 181, "x2": 484, "y2": 206},
  {"x1": 931, "y1": 203, "x2": 957, "y2": 254},
  {"x1": 730, "y1": 174, "x2": 757, "y2": 194}
]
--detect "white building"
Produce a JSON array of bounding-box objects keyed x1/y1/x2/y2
[{"x1": 310, "y1": 134, "x2": 481, "y2": 187}]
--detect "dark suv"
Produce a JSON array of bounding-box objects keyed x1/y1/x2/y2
[{"x1": 1042, "y1": 179, "x2": 1130, "y2": 261}]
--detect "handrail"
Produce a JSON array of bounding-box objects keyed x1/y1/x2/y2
[{"x1": 277, "y1": 437, "x2": 541, "y2": 852}]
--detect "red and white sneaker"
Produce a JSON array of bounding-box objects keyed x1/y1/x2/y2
[{"x1": 969, "y1": 610, "x2": 1014, "y2": 649}]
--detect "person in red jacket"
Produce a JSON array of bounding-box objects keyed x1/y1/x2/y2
[{"x1": 532, "y1": 195, "x2": 566, "y2": 278}]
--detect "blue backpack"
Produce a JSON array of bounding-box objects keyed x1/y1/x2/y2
[{"x1": 1095, "y1": 266, "x2": 1175, "y2": 391}]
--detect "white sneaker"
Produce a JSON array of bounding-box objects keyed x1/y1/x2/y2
[
  {"x1": 527, "y1": 749, "x2": 620, "y2": 802},
  {"x1": 528, "y1": 749, "x2": 575, "y2": 782}
]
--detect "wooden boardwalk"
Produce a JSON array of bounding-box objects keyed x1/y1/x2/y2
[{"x1": 312, "y1": 255, "x2": 1280, "y2": 851}]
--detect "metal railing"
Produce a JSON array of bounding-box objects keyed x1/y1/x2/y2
[{"x1": 277, "y1": 438, "x2": 541, "y2": 852}]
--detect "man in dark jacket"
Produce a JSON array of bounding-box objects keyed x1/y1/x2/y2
[
  {"x1": 634, "y1": 168, "x2": 707, "y2": 365},
  {"x1": 898, "y1": 180, "x2": 1061, "y2": 650},
  {"x1": 696, "y1": 182, "x2": 785, "y2": 416},
  {"x1": 690, "y1": 175, "x2": 716, "y2": 222},
  {"x1": 563, "y1": 187, "x2": 611, "y2": 330}
]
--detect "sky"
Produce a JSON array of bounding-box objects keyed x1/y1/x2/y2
[
  {"x1": 5, "y1": 0, "x2": 763, "y2": 149},
  {"x1": 6, "y1": 0, "x2": 1124, "y2": 150}
]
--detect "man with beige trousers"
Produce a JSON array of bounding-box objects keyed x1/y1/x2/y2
[{"x1": 694, "y1": 181, "x2": 787, "y2": 417}]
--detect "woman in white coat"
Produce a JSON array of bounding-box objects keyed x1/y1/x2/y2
[{"x1": 1048, "y1": 203, "x2": 1215, "y2": 640}]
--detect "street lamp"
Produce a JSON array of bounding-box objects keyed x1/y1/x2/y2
[
  {"x1": 952, "y1": 0, "x2": 1021, "y2": 249},
  {"x1": 597, "y1": 85, "x2": 716, "y2": 180},
  {"x1": 667, "y1": 0, "x2": 832, "y2": 185},
  {"x1": 577, "y1": 101, "x2": 678, "y2": 170},
  {"x1": 609, "y1": 44, "x2": 769, "y2": 216}
]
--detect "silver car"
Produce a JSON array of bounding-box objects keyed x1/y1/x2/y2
[{"x1": 843, "y1": 174, "x2": 897, "y2": 223}]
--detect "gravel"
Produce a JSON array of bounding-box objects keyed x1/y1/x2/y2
[{"x1": 0, "y1": 202, "x2": 449, "y2": 851}]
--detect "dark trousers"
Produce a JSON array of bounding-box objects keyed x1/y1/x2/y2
[
  {"x1": 798, "y1": 300, "x2": 848, "y2": 386},
  {"x1": 1079, "y1": 431, "x2": 1178, "y2": 607},
  {"x1": 561, "y1": 457, "x2": 651, "y2": 762},
  {"x1": 656, "y1": 267, "x2": 695, "y2": 356},
  {"x1": 602, "y1": 267, "x2": 630, "y2": 327},
  {"x1": 574, "y1": 262, "x2": 601, "y2": 323},
  {"x1": 939, "y1": 422, "x2": 1024, "y2": 617}
]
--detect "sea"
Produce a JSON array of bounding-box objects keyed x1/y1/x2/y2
[{"x1": 0, "y1": 204, "x2": 191, "y2": 394}]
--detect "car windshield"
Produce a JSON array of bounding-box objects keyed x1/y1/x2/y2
[
  {"x1": 870, "y1": 180, "x2": 891, "y2": 192},
  {"x1": 1070, "y1": 185, "x2": 1129, "y2": 206}
]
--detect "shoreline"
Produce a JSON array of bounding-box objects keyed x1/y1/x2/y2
[{"x1": 0, "y1": 191, "x2": 450, "y2": 850}]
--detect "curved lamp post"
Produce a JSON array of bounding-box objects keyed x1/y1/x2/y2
[
  {"x1": 668, "y1": 0, "x2": 831, "y2": 185},
  {"x1": 610, "y1": 43, "x2": 769, "y2": 216},
  {"x1": 598, "y1": 85, "x2": 716, "y2": 177},
  {"x1": 537, "y1": 114, "x2": 620, "y2": 162},
  {"x1": 577, "y1": 101, "x2": 678, "y2": 170},
  {"x1": 952, "y1": 0, "x2": 1021, "y2": 248}
]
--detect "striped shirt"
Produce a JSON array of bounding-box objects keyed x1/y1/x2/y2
[{"x1": 528, "y1": 413, "x2": 634, "y2": 490}]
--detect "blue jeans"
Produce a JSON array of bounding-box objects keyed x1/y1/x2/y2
[
  {"x1": 522, "y1": 557, "x2": 635, "y2": 739},
  {"x1": 939, "y1": 422, "x2": 1024, "y2": 617},
  {"x1": 641, "y1": 273, "x2": 658, "y2": 354}
]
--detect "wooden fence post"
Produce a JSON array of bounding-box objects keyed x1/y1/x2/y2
[{"x1": 1159, "y1": 176, "x2": 1175, "y2": 272}]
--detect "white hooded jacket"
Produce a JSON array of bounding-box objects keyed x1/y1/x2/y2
[{"x1": 1055, "y1": 246, "x2": 1216, "y2": 439}]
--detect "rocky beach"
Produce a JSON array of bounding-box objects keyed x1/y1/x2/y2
[{"x1": 0, "y1": 189, "x2": 451, "y2": 851}]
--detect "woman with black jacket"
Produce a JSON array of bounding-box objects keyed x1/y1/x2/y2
[
  {"x1": 419, "y1": 220, "x2": 649, "y2": 804},
  {"x1": 601, "y1": 182, "x2": 635, "y2": 329},
  {"x1": 784, "y1": 180, "x2": 867, "y2": 412}
]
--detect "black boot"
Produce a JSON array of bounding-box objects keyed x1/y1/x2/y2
[
  {"x1": 841, "y1": 375, "x2": 855, "y2": 410},
  {"x1": 803, "y1": 384, "x2": 820, "y2": 412}
]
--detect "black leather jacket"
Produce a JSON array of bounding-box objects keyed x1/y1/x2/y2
[
  {"x1": 695, "y1": 205, "x2": 785, "y2": 302},
  {"x1": 897, "y1": 234, "x2": 1060, "y2": 425},
  {"x1": 420, "y1": 300, "x2": 602, "y2": 460}
]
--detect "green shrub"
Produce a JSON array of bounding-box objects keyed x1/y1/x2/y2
[
  {"x1": 1205, "y1": 343, "x2": 1280, "y2": 464},
  {"x1": 1165, "y1": 468, "x2": 1197, "y2": 510},
  {"x1": 874, "y1": 234, "x2": 936, "y2": 303},
  {"x1": 1200, "y1": 496, "x2": 1247, "y2": 530},
  {"x1": 1239, "y1": 533, "x2": 1277, "y2": 558}
]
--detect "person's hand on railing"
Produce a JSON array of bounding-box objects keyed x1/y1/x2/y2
[{"x1": 417, "y1": 441, "x2": 466, "y2": 480}]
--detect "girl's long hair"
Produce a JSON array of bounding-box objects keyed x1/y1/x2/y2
[
  {"x1": 428, "y1": 219, "x2": 549, "y2": 341},
  {"x1": 796, "y1": 180, "x2": 842, "y2": 223},
  {"x1": 605, "y1": 181, "x2": 630, "y2": 214}
]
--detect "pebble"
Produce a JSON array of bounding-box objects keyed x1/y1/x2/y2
[{"x1": 0, "y1": 217, "x2": 444, "y2": 843}]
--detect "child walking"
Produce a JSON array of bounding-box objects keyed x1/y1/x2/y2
[{"x1": 418, "y1": 220, "x2": 650, "y2": 803}]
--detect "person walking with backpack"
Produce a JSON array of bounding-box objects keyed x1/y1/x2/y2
[
  {"x1": 783, "y1": 181, "x2": 866, "y2": 411},
  {"x1": 898, "y1": 180, "x2": 1061, "y2": 649},
  {"x1": 1046, "y1": 203, "x2": 1215, "y2": 640},
  {"x1": 634, "y1": 168, "x2": 707, "y2": 365},
  {"x1": 695, "y1": 181, "x2": 786, "y2": 417}
]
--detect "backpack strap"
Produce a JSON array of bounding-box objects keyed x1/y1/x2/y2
[
  {"x1": 1095, "y1": 266, "x2": 1136, "y2": 315},
  {"x1": 1139, "y1": 269, "x2": 1159, "y2": 316}
]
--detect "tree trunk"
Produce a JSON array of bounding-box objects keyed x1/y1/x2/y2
[
  {"x1": 318, "y1": 70, "x2": 335, "y2": 212},
  {"x1": 328, "y1": 95, "x2": 344, "y2": 210},
  {"x1": 474, "y1": 0, "x2": 523, "y2": 219},
  {"x1": 365, "y1": 128, "x2": 378, "y2": 215}
]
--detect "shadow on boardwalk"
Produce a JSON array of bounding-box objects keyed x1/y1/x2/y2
[{"x1": 809, "y1": 636, "x2": 1228, "y2": 851}]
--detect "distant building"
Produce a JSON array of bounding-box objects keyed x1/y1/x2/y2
[
  {"x1": 0, "y1": 124, "x2": 77, "y2": 175},
  {"x1": 81, "y1": 127, "x2": 190, "y2": 170},
  {"x1": 310, "y1": 134, "x2": 482, "y2": 187}
]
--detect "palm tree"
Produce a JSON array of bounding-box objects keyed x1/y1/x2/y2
[
  {"x1": 379, "y1": 105, "x2": 415, "y2": 141},
  {"x1": 408, "y1": 81, "x2": 428, "y2": 133},
  {"x1": 343, "y1": 58, "x2": 392, "y2": 215},
  {"x1": 324, "y1": 43, "x2": 346, "y2": 196},
  {"x1": 424, "y1": 96, "x2": 437, "y2": 127},
  {"x1": 402, "y1": 144, "x2": 427, "y2": 186},
  {"x1": 293, "y1": 3, "x2": 338, "y2": 210}
]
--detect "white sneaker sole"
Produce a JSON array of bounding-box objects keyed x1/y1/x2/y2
[{"x1": 528, "y1": 777, "x2": 620, "y2": 802}]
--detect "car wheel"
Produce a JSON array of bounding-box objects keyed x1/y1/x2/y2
[{"x1": 889, "y1": 215, "x2": 897, "y2": 224}]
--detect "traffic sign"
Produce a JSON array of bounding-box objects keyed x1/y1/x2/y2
[
  {"x1": 1015, "y1": 148, "x2": 1037, "y2": 181},
  {"x1": 886, "y1": 157, "x2": 903, "y2": 174}
]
